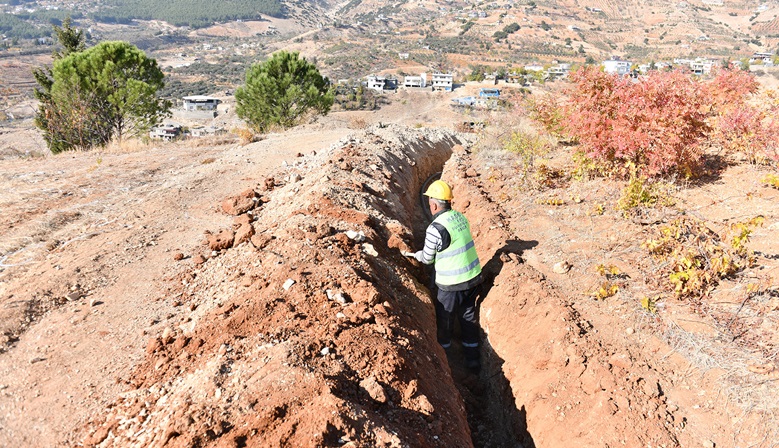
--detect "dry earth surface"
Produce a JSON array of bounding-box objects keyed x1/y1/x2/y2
[{"x1": 1, "y1": 85, "x2": 778, "y2": 447}]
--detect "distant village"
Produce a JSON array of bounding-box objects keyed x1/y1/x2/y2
[
  {"x1": 150, "y1": 51, "x2": 778, "y2": 141},
  {"x1": 363, "y1": 51, "x2": 778, "y2": 93}
]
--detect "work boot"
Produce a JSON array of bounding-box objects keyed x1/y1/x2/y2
[
  {"x1": 464, "y1": 357, "x2": 481, "y2": 374},
  {"x1": 463, "y1": 346, "x2": 481, "y2": 374}
]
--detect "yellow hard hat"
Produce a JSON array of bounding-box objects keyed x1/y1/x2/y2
[{"x1": 424, "y1": 180, "x2": 453, "y2": 201}]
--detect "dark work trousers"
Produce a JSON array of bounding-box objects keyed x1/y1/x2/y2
[{"x1": 435, "y1": 286, "x2": 480, "y2": 362}]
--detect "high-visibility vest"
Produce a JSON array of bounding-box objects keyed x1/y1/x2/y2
[{"x1": 433, "y1": 210, "x2": 482, "y2": 286}]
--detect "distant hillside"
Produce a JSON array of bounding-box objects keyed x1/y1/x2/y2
[
  {"x1": 323, "y1": 0, "x2": 779, "y2": 68},
  {"x1": 91, "y1": 0, "x2": 285, "y2": 28},
  {"x1": 0, "y1": 0, "x2": 285, "y2": 38},
  {"x1": 4, "y1": 0, "x2": 779, "y2": 85},
  {"x1": 0, "y1": 9, "x2": 83, "y2": 39}
]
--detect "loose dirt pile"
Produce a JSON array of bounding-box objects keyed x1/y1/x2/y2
[{"x1": 0, "y1": 124, "x2": 346, "y2": 445}]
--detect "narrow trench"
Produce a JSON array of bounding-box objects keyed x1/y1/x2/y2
[{"x1": 409, "y1": 166, "x2": 529, "y2": 448}]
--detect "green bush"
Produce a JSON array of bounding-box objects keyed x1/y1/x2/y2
[{"x1": 235, "y1": 51, "x2": 334, "y2": 133}]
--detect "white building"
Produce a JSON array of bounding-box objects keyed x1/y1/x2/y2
[
  {"x1": 182, "y1": 95, "x2": 221, "y2": 111},
  {"x1": 750, "y1": 52, "x2": 774, "y2": 64},
  {"x1": 673, "y1": 58, "x2": 718, "y2": 74},
  {"x1": 189, "y1": 125, "x2": 226, "y2": 138},
  {"x1": 431, "y1": 73, "x2": 454, "y2": 91},
  {"x1": 546, "y1": 63, "x2": 571, "y2": 79},
  {"x1": 366, "y1": 75, "x2": 388, "y2": 92},
  {"x1": 403, "y1": 73, "x2": 427, "y2": 88},
  {"x1": 673, "y1": 58, "x2": 692, "y2": 66},
  {"x1": 602, "y1": 59, "x2": 632, "y2": 75},
  {"x1": 150, "y1": 123, "x2": 182, "y2": 141},
  {"x1": 690, "y1": 58, "x2": 717, "y2": 75}
]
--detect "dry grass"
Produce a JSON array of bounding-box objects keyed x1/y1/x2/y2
[
  {"x1": 475, "y1": 111, "x2": 544, "y2": 152},
  {"x1": 231, "y1": 127, "x2": 263, "y2": 146},
  {"x1": 189, "y1": 135, "x2": 239, "y2": 147},
  {"x1": 102, "y1": 138, "x2": 154, "y2": 154},
  {"x1": 662, "y1": 319, "x2": 779, "y2": 416}
]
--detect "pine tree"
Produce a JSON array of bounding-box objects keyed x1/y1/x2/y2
[
  {"x1": 32, "y1": 16, "x2": 87, "y2": 153},
  {"x1": 34, "y1": 35, "x2": 170, "y2": 153},
  {"x1": 235, "y1": 51, "x2": 334, "y2": 133},
  {"x1": 51, "y1": 42, "x2": 171, "y2": 146}
]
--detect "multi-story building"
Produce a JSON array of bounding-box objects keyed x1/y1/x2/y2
[
  {"x1": 403, "y1": 73, "x2": 427, "y2": 88},
  {"x1": 431, "y1": 73, "x2": 453, "y2": 91},
  {"x1": 602, "y1": 59, "x2": 632, "y2": 75}
]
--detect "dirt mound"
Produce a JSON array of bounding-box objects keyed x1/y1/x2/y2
[{"x1": 79, "y1": 125, "x2": 476, "y2": 447}]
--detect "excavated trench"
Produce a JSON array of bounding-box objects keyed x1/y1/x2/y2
[
  {"x1": 318, "y1": 130, "x2": 534, "y2": 447},
  {"x1": 432, "y1": 148, "x2": 684, "y2": 448},
  {"x1": 78, "y1": 126, "x2": 527, "y2": 447},
  {"x1": 410, "y1": 171, "x2": 530, "y2": 448},
  {"x1": 81, "y1": 125, "x2": 632, "y2": 447}
]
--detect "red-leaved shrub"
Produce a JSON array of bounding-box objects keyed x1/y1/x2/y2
[
  {"x1": 558, "y1": 66, "x2": 764, "y2": 177},
  {"x1": 527, "y1": 93, "x2": 569, "y2": 140},
  {"x1": 708, "y1": 74, "x2": 779, "y2": 165},
  {"x1": 714, "y1": 105, "x2": 779, "y2": 164},
  {"x1": 704, "y1": 68, "x2": 759, "y2": 112}
]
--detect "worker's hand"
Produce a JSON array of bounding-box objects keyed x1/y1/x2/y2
[{"x1": 400, "y1": 250, "x2": 415, "y2": 258}]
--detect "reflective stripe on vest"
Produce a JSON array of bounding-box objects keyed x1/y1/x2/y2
[{"x1": 433, "y1": 210, "x2": 482, "y2": 286}]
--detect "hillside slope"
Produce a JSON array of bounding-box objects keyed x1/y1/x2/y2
[{"x1": 1, "y1": 87, "x2": 778, "y2": 447}]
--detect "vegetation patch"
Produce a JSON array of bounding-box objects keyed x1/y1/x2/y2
[
  {"x1": 333, "y1": 84, "x2": 377, "y2": 111},
  {"x1": 762, "y1": 173, "x2": 779, "y2": 189},
  {"x1": 642, "y1": 216, "x2": 763, "y2": 301},
  {"x1": 493, "y1": 22, "x2": 520, "y2": 41},
  {"x1": 590, "y1": 264, "x2": 623, "y2": 300},
  {"x1": 91, "y1": 0, "x2": 284, "y2": 28},
  {"x1": 169, "y1": 60, "x2": 247, "y2": 86},
  {"x1": 160, "y1": 79, "x2": 219, "y2": 99},
  {"x1": 617, "y1": 163, "x2": 675, "y2": 215},
  {"x1": 0, "y1": 10, "x2": 84, "y2": 39}
]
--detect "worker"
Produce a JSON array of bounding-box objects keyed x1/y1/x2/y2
[{"x1": 402, "y1": 180, "x2": 483, "y2": 372}]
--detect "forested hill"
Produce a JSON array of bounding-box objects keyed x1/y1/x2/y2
[
  {"x1": 92, "y1": 0, "x2": 285, "y2": 28},
  {"x1": 0, "y1": 0, "x2": 286, "y2": 39}
]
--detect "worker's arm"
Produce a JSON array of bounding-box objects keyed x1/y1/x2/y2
[{"x1": 413, "y1": 223, "x2": 449, "y2": 265}]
